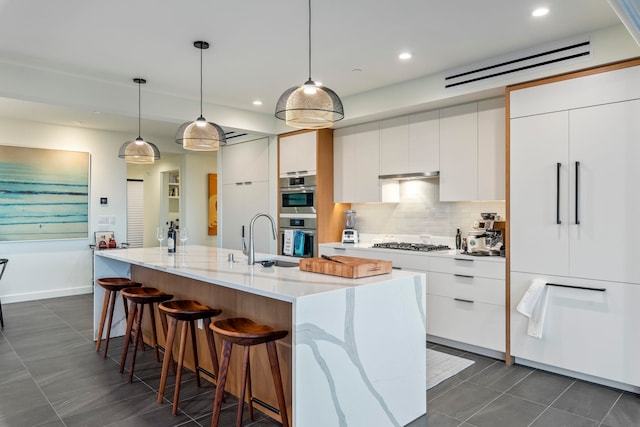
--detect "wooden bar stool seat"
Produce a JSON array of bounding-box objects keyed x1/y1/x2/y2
[
  {"x1": 209, "y1": 318, "x2": 289, "y2": 427},
  {"x1": 119, "y1": 287, "x2": 174, "y2": 382},
  {"x1": 95, "y1": 277, "x2": 140, "y2": 358},
  {"x1": 157, "y1": 300, "x2": 222, "y2": 415}
]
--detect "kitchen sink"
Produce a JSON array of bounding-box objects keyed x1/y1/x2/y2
[{"x1": 259, "y1": 259, "x2": 299, "y2": 268}]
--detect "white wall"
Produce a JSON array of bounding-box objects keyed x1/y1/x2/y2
[{"x1": 0, "y1": 117, "x2": 176, "y2": 303}]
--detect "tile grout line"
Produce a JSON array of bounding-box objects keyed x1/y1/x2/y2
[{"x1": 598, "y1": 392, "x2": 623, "y2": 427}]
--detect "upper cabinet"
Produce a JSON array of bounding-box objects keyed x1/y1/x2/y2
[
  {"x1": 279, "y1": 131, "x2": 317, "y2": 177},
  {"x1": 222, "y1": 137, "x2": 269, "y2": 185},
  {"x1": 334, "y1": 123, "x2": 398, "y2": 203},
  {"x1": 379, "y1": 111, "x2": 440, "y2": 177},
  {"x1": 440, "y1": 98, "x2": 505, "y2": 201}
]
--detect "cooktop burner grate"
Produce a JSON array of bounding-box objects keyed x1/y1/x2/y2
[{"x1": 371, "y1": 242, "x2": 451, "y2": 252}]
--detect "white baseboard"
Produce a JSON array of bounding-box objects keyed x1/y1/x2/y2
[
  {"x1": 427, "y1": 334, "x2": 506, "y2": 361},
  {"x1": 1, "y1": 286, "x2": 93, "y2": 304}
]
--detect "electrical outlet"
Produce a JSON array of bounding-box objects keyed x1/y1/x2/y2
[{"x1": 197, "y1": 319, "x2": 203, "y2": 330}]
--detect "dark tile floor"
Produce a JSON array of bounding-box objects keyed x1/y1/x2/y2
[{"x1": 0, "y1": 294, "x2": 638, "y2": 427}]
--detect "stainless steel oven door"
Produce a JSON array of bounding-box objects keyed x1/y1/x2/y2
[
  {"x1": 279, "y1": 228, "x2": 316, "y2": 258},
  {"x1": 280, "y1": 187, "x2": 316, "y2": 214}
]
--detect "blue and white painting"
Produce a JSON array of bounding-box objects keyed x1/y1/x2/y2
[{"x1": 0, "y1": 145, "x2": 89, "y2": 241}]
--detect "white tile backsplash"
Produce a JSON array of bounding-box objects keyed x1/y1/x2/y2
[{"x1": 351, "y1": 179, "x2": 505, "y2": 240}]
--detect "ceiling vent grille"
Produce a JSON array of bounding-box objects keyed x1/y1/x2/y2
[{"x1": 444, "y1": 36, "x2": 591, "y2": 89}]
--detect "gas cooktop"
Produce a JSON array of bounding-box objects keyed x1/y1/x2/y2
[{"x1": 371, "y1": 242, "x2": 451, "y2": 252}]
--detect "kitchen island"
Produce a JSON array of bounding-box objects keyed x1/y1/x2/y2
[{"x1": 94, "y1": 245, "x2": 426, "y2": 427}]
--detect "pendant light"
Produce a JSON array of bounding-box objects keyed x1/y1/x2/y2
[
  {"x1": 275, "y1": 0, "x2": 344, "y2": 129},
  {"x1": 118, "y1": 78, "x2": 161, "y2": 164},
  {"x1": 175, "y1": 41, "x2": 227, "y2": 151}
]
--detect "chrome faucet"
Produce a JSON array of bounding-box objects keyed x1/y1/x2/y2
[{"x1": 247, "y1": 213, "x2": 277, "y2": 265}]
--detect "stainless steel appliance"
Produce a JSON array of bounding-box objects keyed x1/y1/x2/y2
[
  {"x1": 279, "y1": 217, "x2": 316, "y2": 258},
  {"x1": 279, "y1": 175, "x2": 316, "y2": 214},
  {"x1": 371, "y1": 242, "x2": 450, "y2": 252},
  {"x1": 341, "y1": 210, "x2": 359, "y2": 244}
]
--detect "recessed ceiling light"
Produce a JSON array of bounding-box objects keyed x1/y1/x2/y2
[
  {"x1": 352, "y1": 68, "x2": 362, "y2": 72},
  {"x1": 532, "y1": 7, "x2": 549, "y2": 17},
  {"x1": 253, "y1": 100, "x2": 262, "y2": 106},
  {"x1": 399, "y1": 52, "x2": 412, "y2": 60}
]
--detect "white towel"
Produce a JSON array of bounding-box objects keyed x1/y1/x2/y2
[
  {"x1": 283, "y1": 229, "x2": 294, "y2": 256},
  {"x1": 516, "y1": 278, "x2": 549, "y2": 339}
]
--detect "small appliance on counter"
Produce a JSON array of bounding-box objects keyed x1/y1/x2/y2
[
  {"x1": 341, "y1": 210, "x2": 359, "y2": 244},
  {"x1": 467, "y1": 213, "x2": 505, "y2": 256}
]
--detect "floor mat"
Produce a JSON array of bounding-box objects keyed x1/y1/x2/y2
[{"x1": 427, "y1": 348, "x2": 475, "y2": 389}]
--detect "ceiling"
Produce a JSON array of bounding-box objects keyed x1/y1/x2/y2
[{"x1": 0, "y1": 0, "x2": 627, "y2": 139}]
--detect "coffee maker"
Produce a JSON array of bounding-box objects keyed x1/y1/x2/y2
[{"x1": 341, "y1": 210, "x2": 359, "y2": 244}]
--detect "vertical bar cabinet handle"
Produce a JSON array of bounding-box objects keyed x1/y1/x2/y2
[
  {"x1": 556, "y1": 162, "x2": 561, "y2": 225},
  {"x1": 575, "y1": 161, "x2": 580, "y2": 225}
]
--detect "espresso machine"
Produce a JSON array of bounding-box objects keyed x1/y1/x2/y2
[{"x1": 341, "y1": 210, "x2": 359, "y2": 244}]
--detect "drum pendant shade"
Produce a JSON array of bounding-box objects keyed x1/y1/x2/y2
[
  {"x1": 118, "y1": 78, "x2": 161, "y2": 164},
  {"x1": 175, "y1": 41, "x2": 227, "y2": 151},
  {"x1": 275, "y1": 0, "x2": 344, "y2": 129}
]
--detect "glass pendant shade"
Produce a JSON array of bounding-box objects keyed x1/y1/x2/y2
[
  {"x1": 275, "y1": 0, "x2": 344, "y2": 129},
  {"x1": 118, "y1": 78, "x2": 160, "y2": 164},
  {"x1": 175, "y1": 116, "x2": 226, "y2": 151},
  {"x1": 176, "y1": 40, "x2": 227, "y2": 151},
  {"x1": 275, "y1": 80, "x2": 344, "y2": 129},
  {"x1": 118, "y1": 137, "x2": 161, "y2": 164}
]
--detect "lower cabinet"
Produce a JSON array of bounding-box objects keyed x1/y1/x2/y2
[
  {"x1": 318, "y1": 245, "x2": 506, "y2": 354},
  {"x1": 427, "y1": 256, "x2": 505, "y2": 353},
  {"x1": 511, "y1": 272, "x2": 640, "y2": 387}
]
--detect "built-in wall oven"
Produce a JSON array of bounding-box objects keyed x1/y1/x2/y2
[
  {"x1": 279, "y1": 217, "x2": 316, "y2": 258},
  {"x1": 279, "y1": 175, "x2": 316, "y2": 214}
]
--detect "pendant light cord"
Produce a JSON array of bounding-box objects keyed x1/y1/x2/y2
[
  {"x1": 138, "y1": 80, "x2": 142, "y2": 139},
  {"x1": 308, "y1": 0, "x2": 312, "y2": 81},
  {"x1": 200, "y1": 44, "x2": 204, "y2": 117}
]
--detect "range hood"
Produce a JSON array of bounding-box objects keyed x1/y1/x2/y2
[{"x1": 378, "y1": 171, "x2": 440, "y2": 180}]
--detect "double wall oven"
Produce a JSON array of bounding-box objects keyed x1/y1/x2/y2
[{"x1": 279, "y1": 175, "x2": 316, "y2": 258}]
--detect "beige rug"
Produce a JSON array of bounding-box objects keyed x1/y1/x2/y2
[{"x1": 427, "y1": 348, "x2": 475, "y2": 389}]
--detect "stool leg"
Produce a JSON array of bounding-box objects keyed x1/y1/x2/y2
[
  {"x1": 172, "y1": 320, "x2": 189, "y2": 415},
  {"x1": 158, "y1": 316, "x2": 177, "y2": 404},
  {"x1": 119, "y1": 300, "x2": 137, "y2": 374},
  {"x1": 246, "y1": 350, "x2": 254, "y2": 421},
  {"x1": 204, "y1": 318, "x2": 219, "y2": 378},
  {"x1": 128, "y1": 303, "x2": 145, "y2": 382},
  {"x1": 103, "y1": 290, "x2": 118, "y2": 358},
  {"x1": 235, "y1": 346, "x2": 252, "y2": 427},
  {"x1": 159, "y1": 309, "x2": 176, "y2": 375},
  {"x1": 211, "y1": 340, "x2": 233, "y2": 427},
  {"x1": 266, "y1": 341, "x2": 289, "y2": 427},
  {"x1": 0, "y1": 297, "x2": 4, "y2": 328},
  {"x1": 95, "y1": 290, "x2": 110, "y2": 352},
  {"x1": 149, "y1": 304, "x2": 160, "y2": 362},
  {"x1": 189, "y1": 320, "x2": 201, "y2": 387}
]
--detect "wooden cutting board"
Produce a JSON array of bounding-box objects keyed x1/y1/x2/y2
[{"x1": 299, "y1": 256, "x2": 392, "y2": 278}]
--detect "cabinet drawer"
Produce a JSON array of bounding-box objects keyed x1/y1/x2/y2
[
  {"x1": 429, "y1": 255, "x2": 505, "y2": 279},
  {"x1": 428, "y1": 272, "x2": 504, "y2": 305},
  {"x1": 511, "y1": 272, "x2": 640, "y2": 387},
  {"x1": 427, "y1": 294, "x2": 505, "y2": 352}
]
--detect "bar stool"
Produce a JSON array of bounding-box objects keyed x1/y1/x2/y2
[
  {"x1": 0, "y1": 259, "x2": 8, "y2": 328},
  {"x1": 209, "y1": 318, "x2": 289, "y2": 427},
  {"x1": 157, "y1": 300, "x2": 222, "y2": 415},
  {"x1": 119, "y1": 287, "x2": 174, "y2": 382},
  {"x1": 95, "y1": 277, "x2": 140, "y2": 358}
]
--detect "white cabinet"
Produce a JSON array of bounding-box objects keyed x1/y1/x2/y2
[
  {"x1": 334, "y1": 122, "x2": 398, "y2": 203},
  {"x1": 380, "y1": 117, "x2": 409, "y2": 176},
  {"x1": 511, "y1": 272, "x2": 640, "y2": 387},
  {"x1": 222, "y1": 137, "x2": 269, "y2": 185},
  {"x1": 439, "y1": 103, "x2": 478, "y2": 201},
  {"x1": 221, "y1": 137, "x2": 270, "y2": 251},
  {"x1": 379, "y1": 112, "x2": 440, "y2": 177},
  {"x1": 427, "y1": 255, "x2": 505, "y2": 352},
  {"x1": 279, "y1": 131, "x2": 316, "y2": 176},
  {"x1": 439, "y1": 99, "x2": 505, "y2": 201},
  {"x1": 409, "y1": 110, "x2": 440, "y2": 174},
  {"x1": 511, "y1": 99, "x2": 640, "y2": 284}
]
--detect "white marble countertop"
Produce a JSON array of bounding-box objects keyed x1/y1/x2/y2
[
  {"x1": 94, "y1": 245, "x2": 423, "y2": 303},
  {"x1": 319, "y1": 241, "x2": 506, "y2": 263}
]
